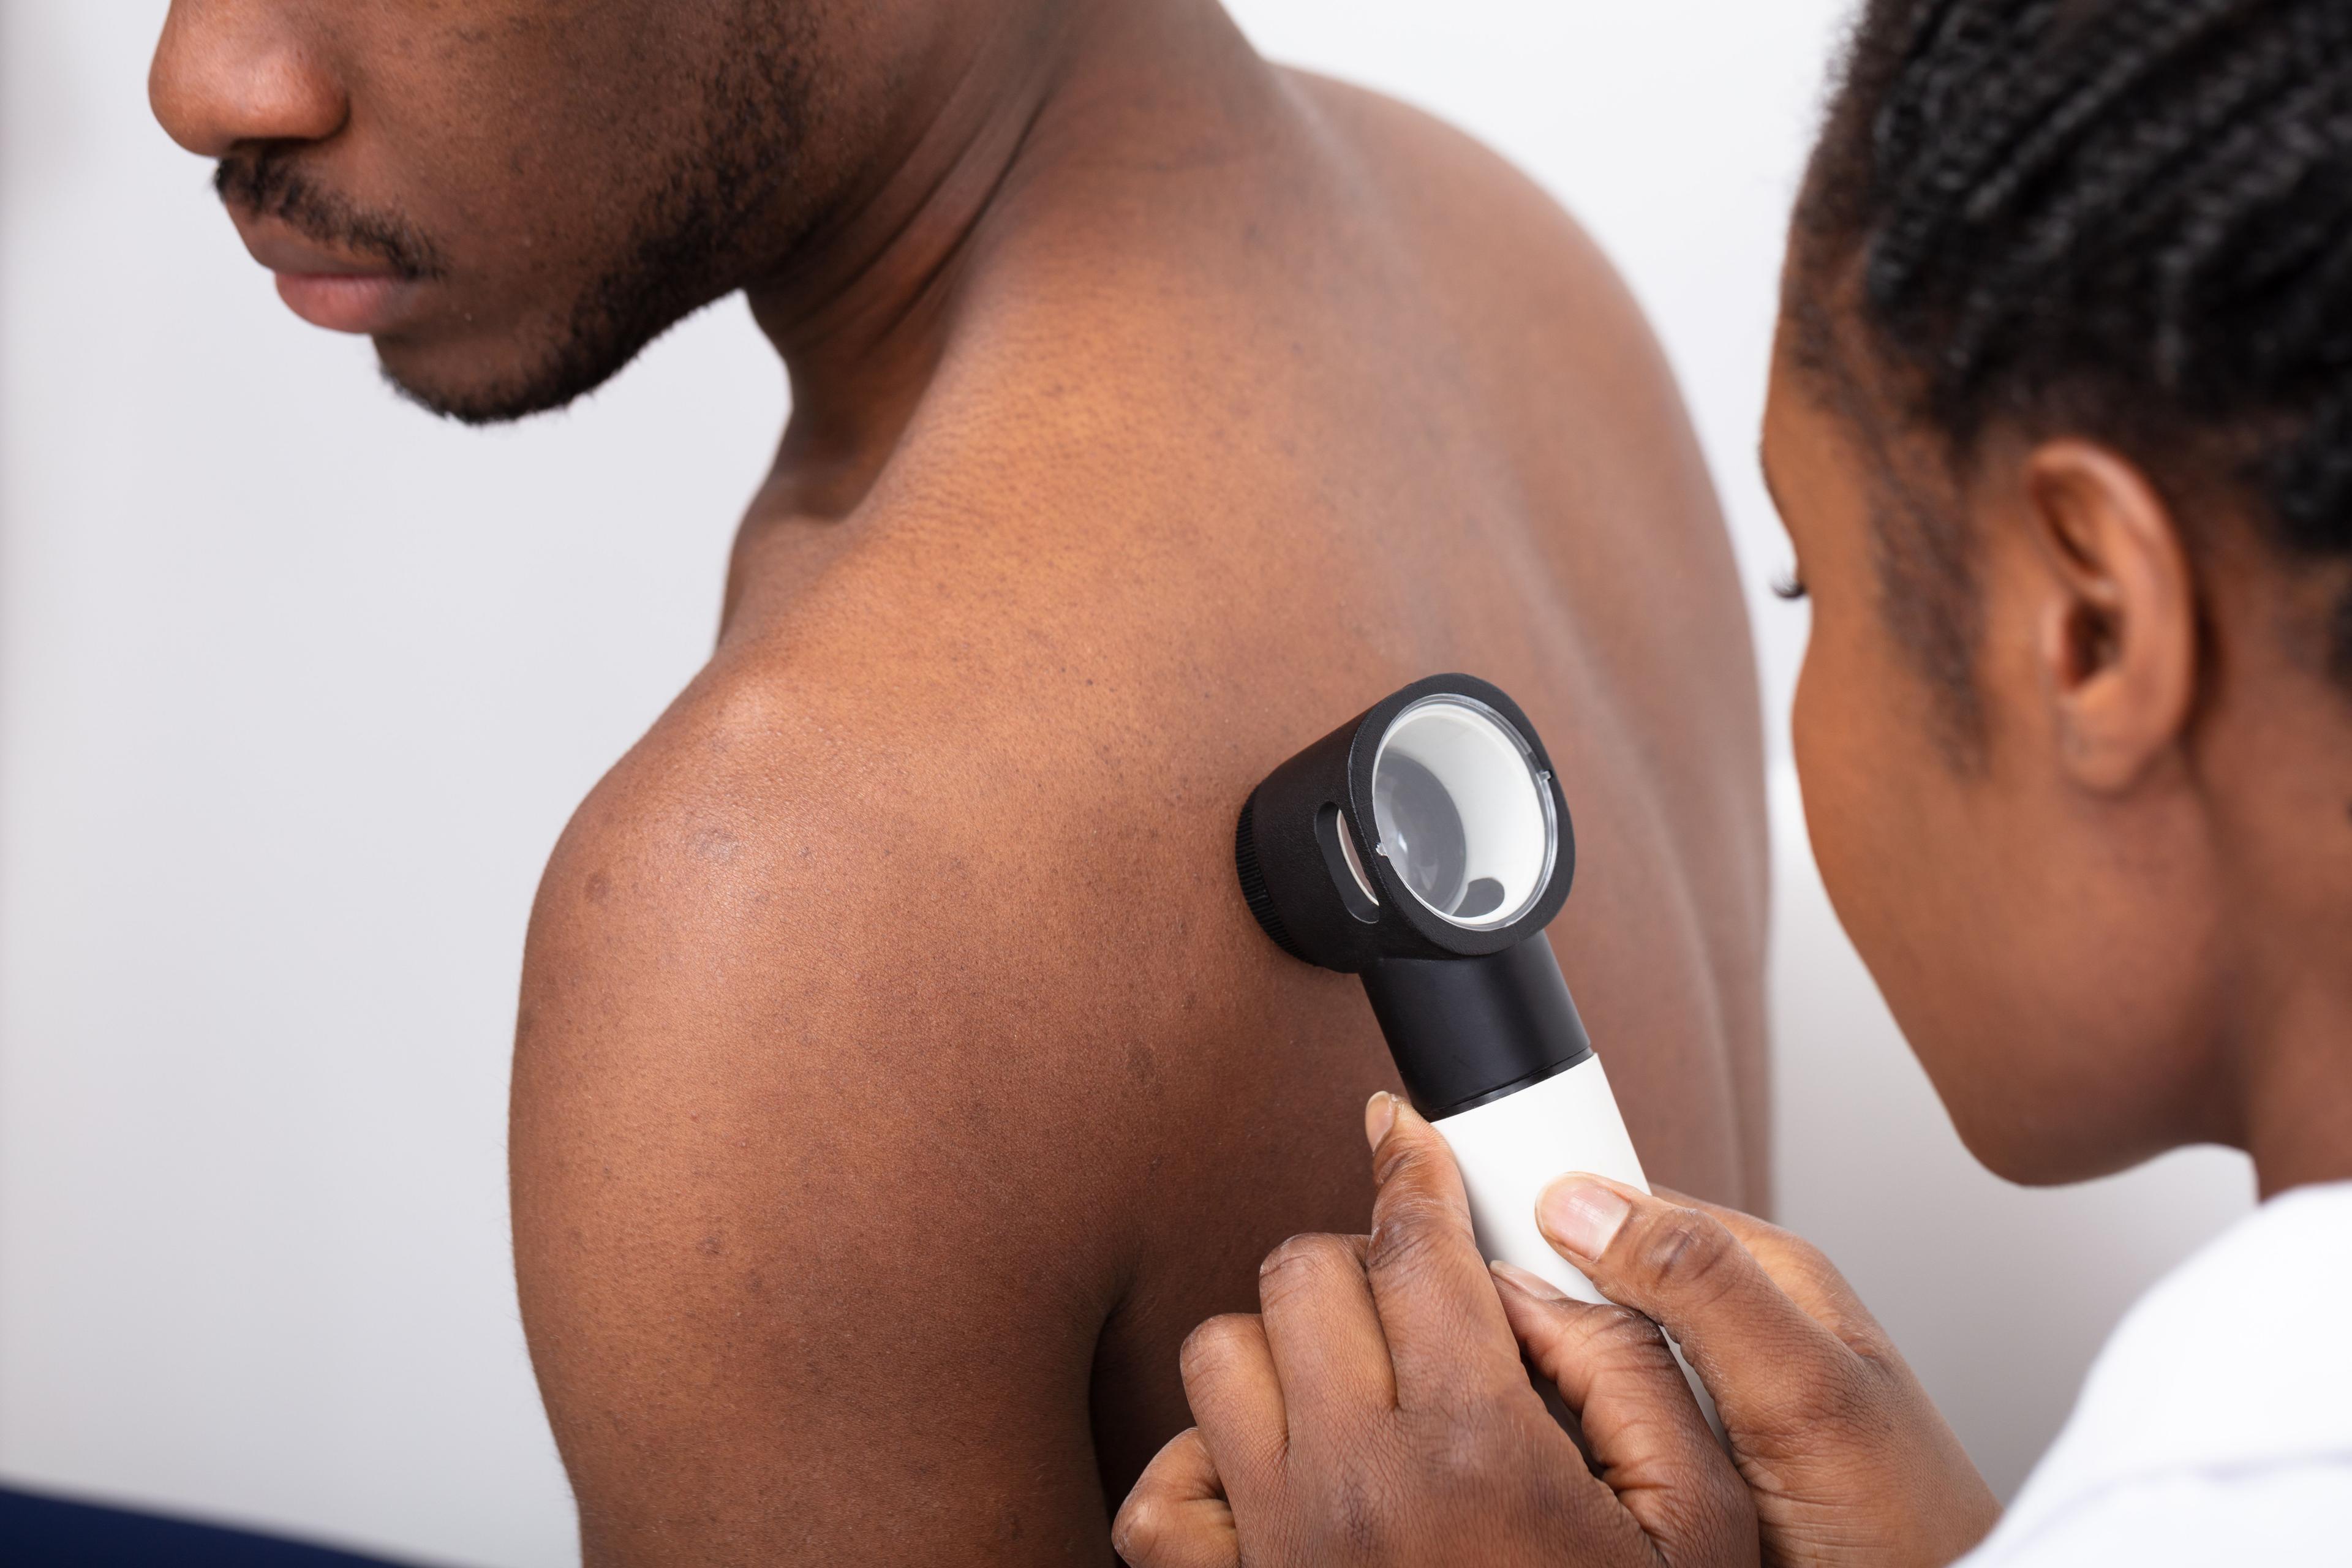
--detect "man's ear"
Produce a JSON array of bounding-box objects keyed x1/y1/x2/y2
[{"x1": 2016, "y1": 440, "x2": 2198, "y2": 792}]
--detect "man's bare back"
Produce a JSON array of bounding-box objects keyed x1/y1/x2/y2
[
  {"x1": 512, "y1": 70, "x2": 1761, "y2": 1568},
  {"x1": 153, "y1": 0, "x2": 1762, "y2": 1558}
]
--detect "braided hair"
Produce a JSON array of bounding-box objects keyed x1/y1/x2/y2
[{"x1": 1793, "y1": 0, "x2": 2352, "y2": 728}]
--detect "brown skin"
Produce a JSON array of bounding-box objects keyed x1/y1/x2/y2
[
  {"x1": 1117, "y1": 258, "x2": 2352, "y2": 1561},
  {"x1": 1520, "y1": 1172, "x2": 1996, "y2": 1568},
  {"x1": 1115, "y1": 1098, "x2": 1760, "y2": 1568},
  {"x1": 1114, "y1": 1101, "x2": 1980, "y2": 1568},
  {"x1": 151, "y1": 1, "x2": 1769, "y2": 1562},
  {"x1": 1775, "y1": 287, "x2": 2352, "y2": 1194}
]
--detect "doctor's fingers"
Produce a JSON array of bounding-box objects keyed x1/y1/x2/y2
[
  {"x1": 1538, "y1": 1179, "x2": 2003, "y2": 1566},
  {"x1": 1256, "y1": 1231, "x2": 1400, "y2": 1430},
  {"x1": 1490, "y1": 1266, "x2": 1758, "y2": 1567},
  {"x1": 1114, "y1": 1427, "x2": 1242, "y2": 1568},
  {"x1": 1533, "y1": 1177, "x2": 1862, "y2": 1438},
  {"x1": 1362, "y1": 1095, "x2": 1533, "y2": 1410},
  {"x1": 1648, "y1": 1188, "x2": 1891, "y2": 1357},
  {"x1": 1176, "y1": 1313, "x2": 1288, "y2": 1510}
]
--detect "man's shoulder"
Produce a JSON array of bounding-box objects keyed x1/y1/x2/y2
[
  {"x1": 941, "y1": 64, "x2": 1663, "y2": 464},
  {"x1": 1280, "y1": 69, "x2": 1568, "y2": 219},
  {"x1": 1278, "y1": 67, "x2": 1634, "y2": 316},
  {"x1": 529, "y1": 650, "x2": 898, "y2": 972},
  {"x1": 504, "y1": 647, "x2": 1185, "y2": 1555},
  {"x1": 1255, "y1": 67, "x2": 1722, "y2": 547},
  {"x1": 518, "y1": 622, "x2": 1261, "y2": 1110}
]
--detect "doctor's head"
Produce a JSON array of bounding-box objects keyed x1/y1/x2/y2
[
  {"x1": 1765, "y1": 0, "x2": 2352, "y2": 1186},
  {"x1": 147, "y1": 0, "x2": 1050, "y2": 424}
]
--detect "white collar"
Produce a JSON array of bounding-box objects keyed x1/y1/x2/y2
[{"x1": 1987, "y1": 1177, "x2": 2352, "y2": 1550}]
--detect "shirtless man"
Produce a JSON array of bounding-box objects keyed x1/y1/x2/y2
[{"x1": 151, "y1": 1, "x2": 1767, "y2": 1560}]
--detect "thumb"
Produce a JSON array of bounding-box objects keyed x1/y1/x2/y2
[{"x1": 1534, "y1": 1175, "x2": 1849, "y2": 1434}]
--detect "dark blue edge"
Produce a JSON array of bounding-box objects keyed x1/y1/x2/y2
[{"x1": 0, "y1": 1484, "x2": 428, "y2": 1567}]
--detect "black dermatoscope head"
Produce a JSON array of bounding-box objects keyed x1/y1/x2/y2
[{"x1": 1235, "y1": 674, "x2": 1595, "y2": 1120}]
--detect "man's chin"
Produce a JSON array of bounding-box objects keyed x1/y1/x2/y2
[
  {"x1": 372, "y1": 326, "x2": 644, "y2": 426},
  {"x1": 368, "y1": 257, "x2": 734, "y2": 424},
  {"x1": 378, "y1": 365, "x2": 555, "y2": 426}
]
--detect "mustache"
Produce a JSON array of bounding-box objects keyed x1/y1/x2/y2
[{"x1": 214, "y1": 151, "x2": 446, "y2": 281}]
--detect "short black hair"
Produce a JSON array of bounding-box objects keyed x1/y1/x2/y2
[{"x1": 1793, "y1": 0, "x2": 2352, "y2": 735}]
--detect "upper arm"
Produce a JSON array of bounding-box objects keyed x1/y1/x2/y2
[{"x1": 509, "y1": 674, "x2": 1129, "y2": 1565}]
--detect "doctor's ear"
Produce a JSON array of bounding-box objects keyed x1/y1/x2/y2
[{"x1": 2013, "y1": 440, "x2": 2199, "y2": 793}]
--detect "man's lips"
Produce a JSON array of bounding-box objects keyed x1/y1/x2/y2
[
  {"x1": 273, "y1": 272, "x2": 414, "y2": 334},
  {"x1": 235, "y1": 219, "x2": 424, "y2": 336}
]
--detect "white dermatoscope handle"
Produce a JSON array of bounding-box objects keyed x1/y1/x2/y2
[{"x1": 1431, "y1": 1055, "x2": 1725, "y2": 1441}]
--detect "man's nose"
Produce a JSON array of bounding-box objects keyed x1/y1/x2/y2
[{"x1": 149, "y1": 1, "x2": 345, "y2": 158}]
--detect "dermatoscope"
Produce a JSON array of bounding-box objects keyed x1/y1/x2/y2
[{"x1": 1235, "y1": 673, "x2": 1719, "y2": 1430}]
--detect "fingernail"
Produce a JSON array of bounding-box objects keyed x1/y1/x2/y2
[
  {"x1": 1538, "y1": 1178, "x2": 1631, "y2": 1260},
  {"x1": 1490, "y1": 1259, "x2": 1571, "y2": 1303},
  {"x1": 1364, "y1": 1091, "x2": 1398, "y2": 1149}
]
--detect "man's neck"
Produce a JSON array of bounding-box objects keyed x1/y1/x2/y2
[{"x1": 742, "y1": 0, "x2": 1275, "y2": 519}]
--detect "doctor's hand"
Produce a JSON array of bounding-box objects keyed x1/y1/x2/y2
[
  {"x1": 1515, "y1": 1175, "x2": 2001, "y2": 1568},
  {"x1": 1112, "y1": 1094, "x2": 1757, "y2": 1568}
]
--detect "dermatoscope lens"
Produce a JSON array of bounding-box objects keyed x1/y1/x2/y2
[{"x1": 1370, "y1": 696, "x2": 1557, "y2": 929}]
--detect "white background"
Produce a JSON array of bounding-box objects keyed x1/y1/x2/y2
[{"x1": 0, "y1": 3, "x2": 2253, "y2": 1563}]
